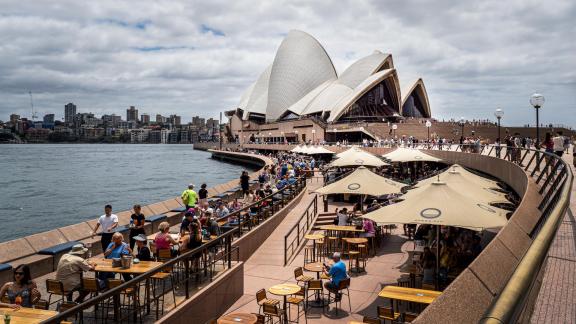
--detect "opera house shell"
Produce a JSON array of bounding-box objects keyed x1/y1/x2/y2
[{"x1": 237, "y1": 30, "x2": 431, "y2": 123}]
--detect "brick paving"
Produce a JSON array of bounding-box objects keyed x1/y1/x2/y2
[
  {"x1": 224, "y1": 177, "x2": 411, "y2": 323},
  {"x1": 530, "y1": 153, "x2": 576, "y2": 324}
]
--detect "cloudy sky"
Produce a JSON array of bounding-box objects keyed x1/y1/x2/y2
[{"x1": 0, "y1": 0, "x2": 574, "y2": 126}]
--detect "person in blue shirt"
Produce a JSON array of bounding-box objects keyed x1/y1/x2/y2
[
  {"x1": 323, "y1": 252, "x2": 348, "y2": 301},
  {"x1": 287, "y1": 176, "x2": 297, "y2": 186},
  {"x1": 98, "y1": 232, "x2": 132, "y2": 282}
]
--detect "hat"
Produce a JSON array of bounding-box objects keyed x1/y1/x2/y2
[
  {"x1": 69, "y1": 244, "x2": 88, "y2": 256},
  {"x1": 133, "y1": 234, "x2": 147, "y2": 242},
  {"x1": 188, "y1": 183, "x2": 195, "y2": 188},
  {"x1": 205, "y1": 208, "x2": 214, "y2": 214}
]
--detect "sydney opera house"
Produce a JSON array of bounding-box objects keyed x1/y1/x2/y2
[{"x1": 225, "y1": 30, "x2": 431, "y2": 144}]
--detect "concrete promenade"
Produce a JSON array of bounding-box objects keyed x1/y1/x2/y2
[
  {"x1": 224, "y1": 177, "x2": 412, "y2": 323},
  {"x1": 531, "y1": 154, "x2": 576, "y2": 323}
]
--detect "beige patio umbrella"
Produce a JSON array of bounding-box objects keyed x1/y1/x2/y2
[
  {"x1": 336, "y1": 147, "x2": 362, "y2": 158},
  {"x1": 382, "y1": 147, "x2": 442, "y2": 163},
  {"x1": 291, "y1": 145, "x2": 303, "y2": 153},
  {"x1": 363, "y1": 181, "x2": 507, "y2": 229},
  {"x1": 413, "y1": 164, "x2": 508, "y2": 204},
  {"x1": 330, "y1": 149, "x2": 389, "y2": 168},
  {"x1": 315, "y1": 166, "x2": 406, "y2": 196},
  {"x1": 306, "y1": 146, "x2": 335, "y2": 155}
]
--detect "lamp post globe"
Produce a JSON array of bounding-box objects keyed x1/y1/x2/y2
[
  {"x1": 392, "y1": 124, "x2": 397, "y2": 138},
  {"x1": 530, "y1": 93, "x2": 545, "y2": 148},
  {"x1": 494, "y1": 108, "x2": 504, "y2": 157}
]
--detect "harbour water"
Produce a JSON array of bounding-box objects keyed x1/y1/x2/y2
[{"x1": 0, "y1": 144, "x2": 251, "y2": 242}]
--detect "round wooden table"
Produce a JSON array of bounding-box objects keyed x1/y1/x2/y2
[
  {"x1": 217, "y1": 312, "x2": 258, "y2": 324},
  {"x1": 343, "y1": 237, "x2": 368, "y2": 273},
  {"x1": 303, "y1": 262, "x2": 324, "y2": 279},
  {"x1": 269, "y1": 283, "x2": 301, "y2": 322},
  {"x1": 304, "y1": 233, "x2": 324, "y2": 261}
]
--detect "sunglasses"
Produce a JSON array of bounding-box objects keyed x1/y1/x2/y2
[{"x1": 14, "y1": 272, "x2": 24, "y2": 275}]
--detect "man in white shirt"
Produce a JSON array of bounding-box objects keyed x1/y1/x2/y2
[
  {"x1": 337, "y1": 208, "x2": 349, "y2": 226},
  {"x1": 92, "y1": 204, "x2": 119, "y2": 253},
  {"x1": 552, "y1": 131, "x2": 565, "y2": 157}
]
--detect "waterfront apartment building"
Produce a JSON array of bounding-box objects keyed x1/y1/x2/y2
[
  {"x1": 43, "y1": 114, "x2": 55, "y2": 129},
  {"x1": 156, "y1": 114, "x2": 167, "y2": 124},
  {"x1": 9, "y1": 114, "x2": 20, "y2": 124},
  {"x1": 102, "y1": 114, "x2": 122, "y2": 128},
  {"x1": 140, "y1": 114, "x2": 150, "y2": 124},
  {"x1": 64, "y1": 103, "x2": 76, "y2": 124},
  {"x1": 169, "y1": 114, "x2": 181, "y2": 126},
  {"x1": 126, "y1": 106, "x2": 138, "y2": 122},
  {"x1": 130, "y1": 129, "x2": 150, "y2": 143}
]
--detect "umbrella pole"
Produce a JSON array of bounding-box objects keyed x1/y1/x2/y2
[{"x1": 436, "y1": 225, "x2": 440, "y2": 290}]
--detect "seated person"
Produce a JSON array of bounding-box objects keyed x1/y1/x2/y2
[
  {"x1": 287, "y1": 175, "x2": 297, "y2": 186},
  {"x1": 228, "y1": 198, "x2": 242, "y2": 212},
  {"x1": 360, "y1": 218, "x2": 375, "y2": 238},
  {"x1": 276, "y1": 177, "x2": 288, "y2": 190},
  {"x1": 263, "y1": 184, "x2": 274, "y2": 196},
  {"x1": 180, "y1": 210, "x2": 195, "y2": 235},
  {"x1": 216, "y1": 204, "x2": 229, "y2": 218},
  {"x1": 55, "y1": 244, "x2": 96, "y2": 303},
  {"x1": 420, "y1": 247, "x2": 437, "y2": 284},
  {"x1": 207, "y1": 217, "x2": 221, "y2": 236},
  {"x1": 322, "y1": 253, "x2": 348, "y2": 301},
  {"x1": 132, "y1": 234, "x2": 153, "y2": 261},
  {"x1": 0, "y1": 265, "x2": 41, "y2": 309},
  {"x1": 101, "y1": 232, "x2": 132, "y2": 281},
  {"x1": 155, "y1": 222, "x2": 179, "y2": 257}
]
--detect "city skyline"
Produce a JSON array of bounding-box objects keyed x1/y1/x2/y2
[{"x1": 0, "y1": 1, "x2": 574, "y2": 126}]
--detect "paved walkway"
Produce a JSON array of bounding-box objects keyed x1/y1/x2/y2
[
  {"x1": 224, "y1": 178, "x2": 412, "y2": 323},
  {"x1": 530, "y1": 154, "x2": 576, "y2": 323}
]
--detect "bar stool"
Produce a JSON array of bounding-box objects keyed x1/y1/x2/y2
[
  {"x1": 315, "y1": 239, "x2": 326, "y2": 260},
  {"x1": 326, "y1": 236, "x2": 339, "y2": 255},
  {"x1": 303, "y1": 246, "x2": 315, "y2": 265},
  {"x1": 286, "y1": 286, "x2": 307, "y2": 323},
  {"x1": 357, "y1": 244, "x2": 369, "y2": 270},
  {"x1": 377, "y1": 305, "x2": 400, "y2": 324}
]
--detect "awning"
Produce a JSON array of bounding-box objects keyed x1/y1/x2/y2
[
  {"x1": 382, "y1": 147, "x2": 442, "y2": 163},
  {"x1": 315, "y1": 166, "x2": 405, "y2": 196},
  {"x1": 330, "y1": 147, "x2": 388, "y2": 168}
]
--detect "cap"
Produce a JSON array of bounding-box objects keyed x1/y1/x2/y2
[
  {"x1": 133, "y1": 234, "x2": 147, "y2": 242},
  {"x1": 206, "y1": 208, "x2": 214, "y2": 214}
]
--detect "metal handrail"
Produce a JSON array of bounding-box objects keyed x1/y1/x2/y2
[
  {"x1": 42, "y1": 227, "x2": 239, "y2": 323},
  {"x1": 284, "y1": 195, "x2": 318, "y2": 265}
]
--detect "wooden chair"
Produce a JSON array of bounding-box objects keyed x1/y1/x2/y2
[
  {"x1": 263, "y1": 303, "x2": 285, "y2": 324},
  {"x1": 286, "y1": 286, "x2": 307, "y2": 323},
  {"x1": 326, "y1": 277, "x2": 351, "y2": 315},
  {"x1": 294, "y1": 267, "x2": 313, "y2": 286},
  {"x1": 402, "y1": 312, "x2": 419, "y2": 322},
  {"x1": 151, "y1": 266, "x2": 177, "y2": 320},
  {"x1": 82, "y1": 277, "x2": 100, "y2": 300},
  {"x1": 305, "y1": 280, "x2": 325, "y2": 311},
  {"x1": 255, "y1": 289, "x2": 280, "y2": 314},
  {"x1": 45, "y1": 279, "x2": 67, "y2": 306},
  {"x1": 107, "y1": 279, "x2": 141, "y2": 322},
  {"x1": 34, "y1": 299, "x2": 49, "y2": 310},
  {"x1": 377, "y1": 305, "x2": 400, "y2": 324},
  {"x1": 59, "y1": 301, "x2": 79, "y2": 322},
  {"x1": 252, "y1": 313, "x2": 266, "y2": 324}
]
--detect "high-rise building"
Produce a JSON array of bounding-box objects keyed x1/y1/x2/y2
[
  {"x1": 156, "y1": 114, "x2": 167, "y2": 124},
  {"x1": 140, "y1": 114, "x2": 150, "y2": 124},
  {"x1": 10, "y1": 114, "x2": 20, "y2": 124},
  {"x1": 43, "y1": 114, "x2": 55, "y2": 124},
  {"x1": 192, "y1": 116, "x2": 205, "y2": 127},
  {"x1": 126, "y1": 106, "x2": 138, "y2": 122},
  {"x1": 64, "y1": 103, "x2": 76, "y2": 124},
  {"x1": 206, "y1": 118, "x2": 219, "y2": 129},
  {"x1": 169, "y1": 115, "x2": 181, "y2": 126},
  {"x1": 102, "y1": 114, "x2": 122, "y2": 128}
]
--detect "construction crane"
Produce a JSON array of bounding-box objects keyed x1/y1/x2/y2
[{"x1": 29, "y1": 91, "x2": 37, "y2": 121}]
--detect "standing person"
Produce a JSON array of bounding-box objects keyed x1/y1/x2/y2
[
  {"x1": 181, "y1": 184, "x2": 198, "y2": 209},
  {"x1": 240, "y1": 171, "x2": 250, "y2": 196},
  {"x1": 55, "y1": 244, "x2": 95, "y2": 303},
  {"x1": 198, "y1": 183, "x2": 208, "y2": 206},
  {"x1": 0, "y1": 265, "x2": 41, "y2": 309},
  {"x1": 92, "y1": 205, "x2": 119, "y2": 253},
  {"x1": 129, "y1": 204, "x2": 146, "y2": 250},
  {"x1": 553, "y1": 131, "x2": 565, "y2": 157}
]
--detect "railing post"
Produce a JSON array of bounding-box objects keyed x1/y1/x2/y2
[
  {"x1": 284, "y1": 235, "x2": 288, "y2": 265},
  {"x1": 185, "y1": 256, "x2": 190, "y2": 299},
  {"x1": 297, "y1": 223, "x2": 300, "y2": 246},
  {"x1": 227, "y1": 234, "x2": 232, "y2": 268}
]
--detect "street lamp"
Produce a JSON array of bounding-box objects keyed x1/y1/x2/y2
[
  {"x1": 459, "y1": 117, "x2": 465, "y2": 142},
  {"x1": 281, "y1": 131, "x2": 285, "y2": 144},
  {"x1": 494, "y1": 108, "x2": 504, "y2": 156},
  {"x1": 268, "y1": 132, "x2": 272, "y2": 143},
  {"x1": 392, "y1": 124, "x2": 397, "y2": 138},
  {"x1": 425, "y1": 120, "x2": 432, "y2": 144},
  {"x1": 530, "y1": 93, "x2": 545, "y2": 148}
]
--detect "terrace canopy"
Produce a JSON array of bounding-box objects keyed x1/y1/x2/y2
[
  {"x1": 382, "y1": 147, "x2": 442, "y2": 163},
  {"x1": 413, "y1": 165, "x2": 508, "y2": 204},
  {"x1": 291, "y1": 145, "x2": 303, "y2": 153},
  {"x1": 330, "y1": 148, "x2": 388, "y2": 168},
  {"x1": 362, "y1": 181, "x2": 507, "y2": 230},
  {"x1": 315, "y1": 166, "x2": 405, "y2": 196},
  {"x1": 304, "y1": 146, "x2": 335, "y2": 155}
]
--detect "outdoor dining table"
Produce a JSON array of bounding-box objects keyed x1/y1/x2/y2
[
  {"x1": 304, "y1": 233, "x2": 324, "y2": 261},
  {"x1": 268, "y1": 283, "x2": 301, "y2": 322},
  {"x1": 342, "y1": 237, "x2": 368, "y2": 273},
  {"x1": 303, "y1": 262, "x2": 329, "y2": 307},
  {"x1": 378, "y1": 285, "x2": 441, "y2": 315},
  {"x1": 0, "y1": 307, "x2": 58, "y2": 324},
  {"x1": 90, "y1": 258, "x2": 165, "y2": 319},
  {"x1": 217, "y1": 312, "x2": 258, "y2": 324}
]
